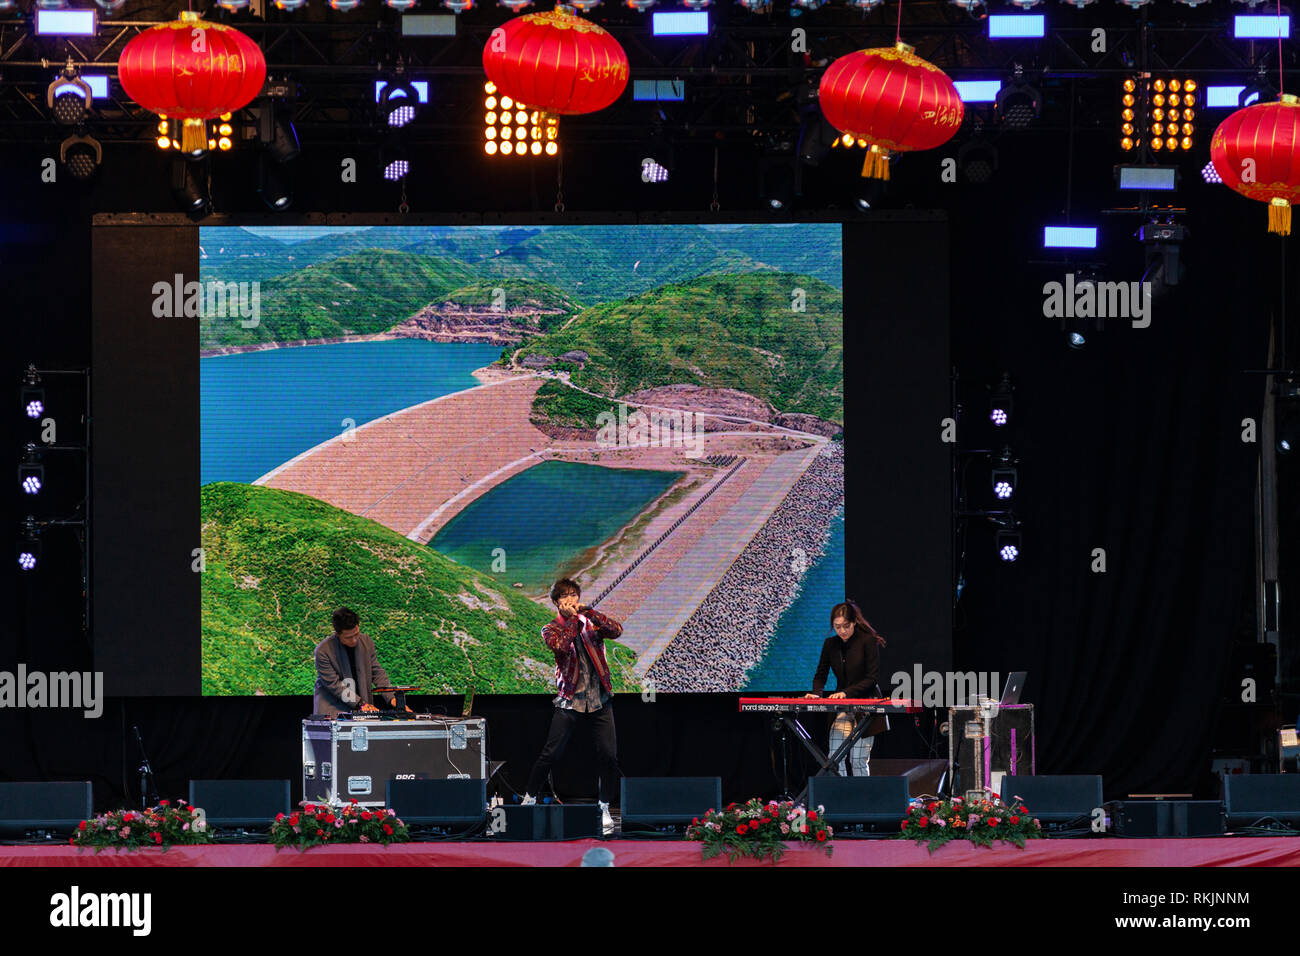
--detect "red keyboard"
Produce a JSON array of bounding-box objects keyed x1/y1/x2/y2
[{"x1": 738, "y1": 697, "x2": 922, "y2": 714}]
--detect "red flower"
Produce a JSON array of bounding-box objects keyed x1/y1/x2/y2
[
  {"x1": 123, "y1": 812, "x2": 134, "y2": 823},
  {"x1": 159, "y1": 800, "x2": 170, "y2": 807},
  {"x1": 350, "y1": 799, "x2": 358, "y2": 805},
  {"x1": 382, "y1": 824, "x2": 393, "y2": 835},
  {"x1": 305, "y1": 804, "x2": 316, "y2": 813},
  {"x1": 361, "y1": 811, "x2": 372, "y2": 821},
  {"x1": 152, "y1": 832, "x2": 163, "y2": 845},
  {"x1": 747, "y1": 820, "x2": 758, "y2": 831},
  {"x1": 927, "y1": 802, "x2": 938, "y2": 813},
  {"x1": 289, "y1": 813, "x2": 300, "y2": 826},
  {"x1": 988, "y1": 817, "x2": 999, "y2": 826},
  {"x1": 692, "y1": 818, "x2": 699, "y2": 825},
  {"x1": 816, "y1": 831, "x2": 827, "y2": 842},
  {"x1": 736, "y1": 825, "x2": 746, "y2": 835},
  {"x1": 78, "y1": 820, "x2": 87, "y2": 831},
  {"x1": 808, "y1": 811, "x2": 818, "y2": 822},
  {"x1": 1018, "y1": 805, "x2": 1028, "y2": 814},
  {"x1": 900, "y1": 821, "x2": 907, "y2": 831},
  {"x1": 1010, "y1": 815, "x2": 1020, "y2": 825},
  {"x1": 918, "y1": 816, "x2": 929, "y2": 827},
  {"x1": 325, "y1": 813, "x2": 336, "y2": 824}
]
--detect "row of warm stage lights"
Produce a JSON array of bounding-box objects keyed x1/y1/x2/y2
[
  {"x1": 482, "y1": 81, "x2": 559, "y2": 157},
  {"x1": 14, "y1": 0, "x2": 898, "y2": 14}
]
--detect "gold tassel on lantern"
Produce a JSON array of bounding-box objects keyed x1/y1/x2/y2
[
  {"x1": 180, "y1": 117, "x2": 208, "y2": 153},
  {"x1": 860, "y1": 144, "x2": 890, "y2": 181},
  {"x1": 1269, "y1": 197, "x2": 1292, "y2": 236}
]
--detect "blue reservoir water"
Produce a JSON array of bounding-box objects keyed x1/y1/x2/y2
[
  {"x1": 742, "y1": 510, "x2": 845, "y2": 692},
  {"x1": 430, "y1": 459, "x2": 684, "y2": 594},
  {"x1": 201, "y1": 339, "x2": 502, "y2": 484}
]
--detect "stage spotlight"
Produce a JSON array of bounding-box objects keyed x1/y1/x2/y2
[
  {"x1": 1059, "y1": 0, "x2": 1096, "y2": 7},
  {"x1": 1202, "y1": 160, "x2": 1223, "y2": 184},
  {"x1": 992, "y1": 447, "x2": 1017, "y2": 501},
  {"x1": 273, "y1": 0, "x2": 307, "y2": 10},
  {"x1": 641, "y1": 158, "x2": 669, "y2": 182},
  {"x1": 1007, "y1": 0, "x2": 1043, "y2": 7},
  {"x1": 93, "y1": 0, "x2": 125, "y2": 13},
  {"x1": 996, "y1": 530, "x2": 1021, "y2": 563},
  {"x1": 257, "y1": 154, "x2": 293, "y2": 211},
  {"x1": 170, "y1": 156, "x2": 212, "y2": 217},
  {"x1": 760, "y1": 142, "x2": 797, "y2": 210},
  {"x1": 22, "y1": 386, "x2": 45, "y2": 419},
  {"x1": 217, "y1": 0, "x2": 251, "y2": 10},
  {"x1": 949, "y1": 0, "x2": 986, "y2": 13},
  {"x1": 1277, "y1": 382, "x2": 1300, "y2": 454},
  {"x1": 381, "y1": 137, "x2": 410, "y2": 180},
  {"x1": 259, "y1": 105, "x2": 300, "y2": 163},
  {"x1": 989, "y1": 373, "x2": 1013, "y2": 427},
  {"x1": 798, "y1": 115, "x2": 838, "y2": 166},
  {"x1": 995, "y1": 71, "x2": 1041, "y2": 129},
  {"x1": 20, "y1": 466, "x2": 43, "y2": 496},
  {"x1": 1240, "y1": 74, "x2": 1277, "y2": 107},
  {"x1": 736, "y1": 0, "x2": 772, "y2": 9},
  {"x1": 47, "y1": 73, "x2": 92, "y2": 126},
  {"x1": 329, "y1": 0, "x2": 362, "y2": 8},
  {"x1": 17, "y1": 535, "x2": 40, "y2": 573},
  {"x1": 502, "y1": 0, "x2": 535, "y2": 9},
  {"x1": 625, "y1": 0, "x2": 656, "y2": 8},
  {"x1": 388, "y1": 0, "x2": 420, "y2": 10},
  {"x1": 791, "y1": 0, "x2": 823, "y2": 10},
  {"x1": 846, "y1": 0, "x2": 883, "y2": 7},
  {"x1": 1118, "y1": 0, "x2": 1153, "y2": 7},
  {"x1": 380, "y1": 80, "x2": 420, "y2": 128},
  {"x1": 853, "y1": 177, "x2": 886, "y2": 210},
  {"x1": 59, "y1": 134, "x2": 102, "y2": 181},
  {"x1": 0, "y1": 0, "x2": 18, "y2": 10},
  {"x1": 957, "y1": 136, "x2": 998, "y2": 183}
]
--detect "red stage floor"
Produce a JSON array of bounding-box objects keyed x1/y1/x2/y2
[{"x1": 3, "y1": 838, "x2": 1297, "y2": 867}]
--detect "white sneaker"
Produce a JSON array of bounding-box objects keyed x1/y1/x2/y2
[
  {"x1": 520, "y1": 793, "x2": 536, "y2": 806},
  {"x1": 598, "y1": 800, "x2": 614, "y2": 836}
]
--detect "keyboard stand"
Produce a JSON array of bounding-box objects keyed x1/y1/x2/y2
[{"x1": 786, "y1": 712, "x2": 879, "y2": 807}]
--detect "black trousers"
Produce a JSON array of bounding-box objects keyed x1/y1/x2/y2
[{"x1": 525, "y1": 704, "x2": 620, "y2": 804}]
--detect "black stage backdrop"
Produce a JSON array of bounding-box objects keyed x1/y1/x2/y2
[{"x1": 0, "y1": 128, "x2": 1281, "y2": 807}]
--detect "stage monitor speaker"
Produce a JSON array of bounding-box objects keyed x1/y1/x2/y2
[
  {"x1": 500, "y1": 804, "x2": 600, "y2": 840},
  {"x1": 0, "y1": 781, "x2": 92, "y2": 837},
  {"x1": 1223, "y1": 774, "x2": 1300, "y2": 829},
  {"x1": 386, "y1": 778, "x2": 486, "y2": 829},
  {"x1": 1111, "y1": 800, "x2": 1225, "y2": 838},
  {"x1": 188, "y1": 779, "x2": 290, "y2": 828},
  {"x1": 808, "y1": 775, "x2": 910, "y2": 826},
  {"x1": 621, "y1": 777, "x2": 721, "y2": 831},
  {"x1": 999, "y1": 775, "x2": 1103, "y2": 826}
]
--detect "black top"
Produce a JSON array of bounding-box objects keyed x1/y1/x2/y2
[
  {"x1": 558, "y1": 619, "x2": 609, "y2": 713},
  {"x1": 344, "y1": 643, "x2": 360, "y2": 704},
  {"x1": 812, "y1": 628, "x2": 887, "y2": 736}
]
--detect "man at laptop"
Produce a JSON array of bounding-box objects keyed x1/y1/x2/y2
[{"x1": 313, "y1": 607, "x2": 408, "y2": 716}]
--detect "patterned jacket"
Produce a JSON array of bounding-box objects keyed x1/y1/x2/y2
[{"x1": 542, "y1": 606, "x2": 621, "y2": 701}]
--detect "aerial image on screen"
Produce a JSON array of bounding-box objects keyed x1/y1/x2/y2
[{"x1": 199, "y1": 223, "x2": 843, "y2": 695}]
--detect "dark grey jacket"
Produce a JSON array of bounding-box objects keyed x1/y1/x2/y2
[{"x1": 313, "y1": 632, "x2": 392, "y2": 716}]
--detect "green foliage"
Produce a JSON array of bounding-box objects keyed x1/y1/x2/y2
[
  {"x1": 200, "y1": 482, "x2": 641, "y2": 695},
  {"x1": 522, "y1": 272, "x2": 844, "y2": 423},
  {"x1": 896, "y1": 795, "x2": 1044, "y2": 852},
  {"x1": 70, "y1": 801, "x2": 213, "y2": 853},
  {"x1": 199, "y1": 250, "x2": 475, "y2": 349},
  {"x1": 442, "y1": 277, "x2": 583, "y2": 315},
  {"x1": 270, "y1": 802, "x2": 410, "y2": 852},
  {"x1": 684, "y1": 799, "x2": 834, "y2": 864},
  {"x1": 529, "y1": 380, "x2": 616, "y2": 430}
]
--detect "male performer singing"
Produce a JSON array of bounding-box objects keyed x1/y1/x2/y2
[
  {"x1": 313, "y1": 607, "x2": 406, "y2": 716},
  {"x1": 805, "y1": 599, "x2": 888, "y2": 776},
  {"x1": 523, "y1": 578, "x2": 622, "y2": 835}
]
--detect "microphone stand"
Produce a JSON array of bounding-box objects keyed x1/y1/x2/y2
[{"x1": 134, "y1": 725, "x2": 157, "y2": 809}]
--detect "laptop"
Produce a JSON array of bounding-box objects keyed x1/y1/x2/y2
[{"x1": 999, "y1": 672, "x2": 1028, "y2": 705}]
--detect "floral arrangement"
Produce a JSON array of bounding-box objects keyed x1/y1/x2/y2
[
  {"x1": 269, "y1": 799, "x2": 410, "y2": 851},
  {"x1": 685, "y1": 798, "x2": 833, "y2": 863},
  {"x1": 897, "y1": 793, "x2": 1043, "y2": 852},
  {"x1": 69, "y1": 800, "x2": 212, "y2": 853}
]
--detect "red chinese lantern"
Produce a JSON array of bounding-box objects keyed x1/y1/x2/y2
[
  {"x1": 1210, "y1": 93, "x2": 1300, "y2": 236},
  {"x1": 482, "y1": 8, "x2": 628, "y2": 116},
  {"x1": 819, "y1": 42, "x2": 964, "y2": 180},
  {"x1": 118, "y1": 11, "x2": 266, "y2": 153}
]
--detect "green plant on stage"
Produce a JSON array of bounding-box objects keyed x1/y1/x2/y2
[
  {"x1": 70, "y1": 800, "x2": 213, "y2": 853},
  {"x1": 269, "y1": 799, "x2": 411, "y2": 852},
  {"x1": 896, "y1": 793, "x2": 1044, "y2": 852},
  {"x1": 684, "y1": 798, "x2": 833, "y2": 864}
]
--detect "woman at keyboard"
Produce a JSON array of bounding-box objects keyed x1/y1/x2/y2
[{"x1": 804, "y1": 600, "x2": 887, "y2": 776}]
